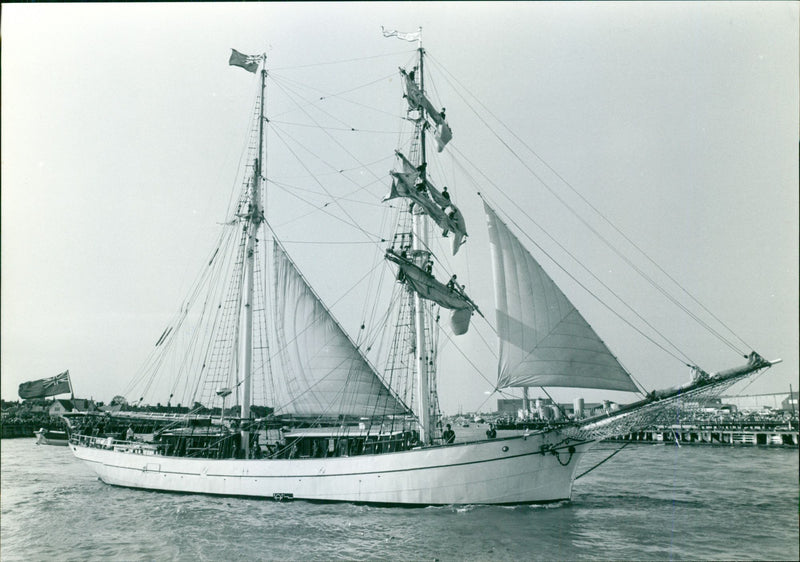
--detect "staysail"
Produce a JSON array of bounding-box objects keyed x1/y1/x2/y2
[
  {"x1": 272, "y1": 242, "x2": 410, "y2": 417},
  {"x1": 485, "y1": 203, "x2": 639, "y2": 392}
]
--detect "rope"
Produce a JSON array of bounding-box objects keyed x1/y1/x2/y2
[
  {"x1": 575, "y1": 442, "x2": 631, "y2": 480},
  {"x1": 427, "y1": 52, "x2": 749, "y2": 360},
  {"x1": 269, "y1": 49, "x2": 415, "y2": 71},
  {"x1": 269, "y1": 119, "x2": 399, "y2": 134},
  {"x1": 268, "y1": 126, "x2": 381, "y2": 244}
]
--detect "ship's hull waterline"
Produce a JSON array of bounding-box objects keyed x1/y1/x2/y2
[{"x1": 71, "y1": 432, "x2": 593, "y2": 505}]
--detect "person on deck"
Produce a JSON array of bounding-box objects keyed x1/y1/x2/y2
[
  {"x1": 443, "y1": 424, "x2": 456, "y2": 444},
  {"x1": 126, "y1": 426, "x2": 135, "y2": 441},
  {"x1": 486, "y1": 423, "x2": 497, "y2": 439}
]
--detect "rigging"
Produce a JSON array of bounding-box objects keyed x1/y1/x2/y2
[{"x1": 427, "y1": 52, "x2": 751, "y2": 362}]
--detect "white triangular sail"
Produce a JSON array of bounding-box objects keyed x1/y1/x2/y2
[
  {"x1": 485, "y1": 203, "x2": 638, "y2": 392},
  {"x1": 272, "y1": 242, "x2": 410, "y2": 417}
]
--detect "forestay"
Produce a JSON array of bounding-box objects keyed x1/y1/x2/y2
[
  {"x1": 272, "y1": 242, "x2": 410, "y2": 417},
  {"x1": 485, "y1": 203, "x2": 639, "y2": 392}
]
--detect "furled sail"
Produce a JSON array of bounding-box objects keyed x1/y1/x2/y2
[
  {"x1": 394, "y1": 150, "x2": 418, "y2": 176},
  {"x1": 434, "y1": 122, "x2": 452, "y2": 153},
  {"x1": 485, "y1": 203, "x2": 639, "y2": 392},
  {"x1": 401, "y1": 69, "x2": 452, "y2": 151},
  {"x1": 425, "y1": 180, "x2": 466, "y2": 254},
  {"x1": 272, "y1": 242, "x2": 410, "y2": 417},
  {"x1": 384, "y1": 152, "x2": 467, "y2": 255},
  {"x1": 385, "y1": 250, "x2": 478, "y2": 335}
]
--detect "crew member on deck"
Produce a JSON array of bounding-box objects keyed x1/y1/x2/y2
[
  {"x1": 486, "y1": 423, "x2": 497, "y2": 439},
  {"x1": 443, "y1": 424, "x2": 456, "y2": 444}
]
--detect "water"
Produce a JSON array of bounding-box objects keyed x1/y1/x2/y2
[{"x1": 2, "y1": 436, "x2": 797, "y2": 561}]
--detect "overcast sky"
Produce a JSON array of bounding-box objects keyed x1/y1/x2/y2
[{"x1": 2, "y1": 2, "x2": 797, "y2": 413}]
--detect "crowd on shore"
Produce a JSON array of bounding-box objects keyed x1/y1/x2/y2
[{"x1": 1, "y1": 400, "x2": 67, "y2": 437}]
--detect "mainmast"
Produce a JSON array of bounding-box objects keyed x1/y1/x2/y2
[{"x1": 240, "y1": 61, "x2": 267, "y2": 457}]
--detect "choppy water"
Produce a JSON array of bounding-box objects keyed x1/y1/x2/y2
[{"x1": 1, "y1": 435, "x2": 797, "y2": 561}]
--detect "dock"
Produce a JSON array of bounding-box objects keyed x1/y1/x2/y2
[{"x1": 606, "y1": 423, "x2": 798, "y2": 447}]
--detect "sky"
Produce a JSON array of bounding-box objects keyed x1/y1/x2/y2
[{"x1": 2, "y1": 2, "x2": 797, "y2": 414}]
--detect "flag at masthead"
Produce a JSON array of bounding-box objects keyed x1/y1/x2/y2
[{"x1": 229, "y1": 49, "x2": 263, "y2": 73}]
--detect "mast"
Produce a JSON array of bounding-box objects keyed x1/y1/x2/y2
[
  {"x1": 413, "y1": 39, "x2": 433, "y2": 445},
  {"x1": 240, "y1": 61, "x2": 267, "y2": 457}
]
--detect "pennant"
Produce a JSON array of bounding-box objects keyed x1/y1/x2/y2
[
  {"x1": 229, "y1": 49, "x2": 261, "y2": 73},
  {"x1": 19, "y1": 370, "x2": 71, "y2": 399},
  {"x1": 381, "y1": 26, "x2": 421, "y2": 42}
]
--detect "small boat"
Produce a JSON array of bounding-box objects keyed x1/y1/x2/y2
[{"x1": 35, "y1": 428, "x2": 69, "y2": 447}]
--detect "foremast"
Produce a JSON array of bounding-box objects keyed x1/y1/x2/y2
[
  {"x1": 412, "y1": 43, "x2": 433, "y2": 445},
  {"x1": 384, "y1": 33, "x2": 476, "y2": 444}
]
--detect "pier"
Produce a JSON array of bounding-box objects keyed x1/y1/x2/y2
[{"x1": 607, "y1": 424, "x2": 798, "y2": 447}]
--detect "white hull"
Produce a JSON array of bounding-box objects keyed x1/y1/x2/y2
[{"x1": 71, "y1": 432, "x2": 593, "y2": 505}]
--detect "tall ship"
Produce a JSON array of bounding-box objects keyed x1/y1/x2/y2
[{"x1": 68, "y1": 33, "x2": 780, "y2": 505}]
